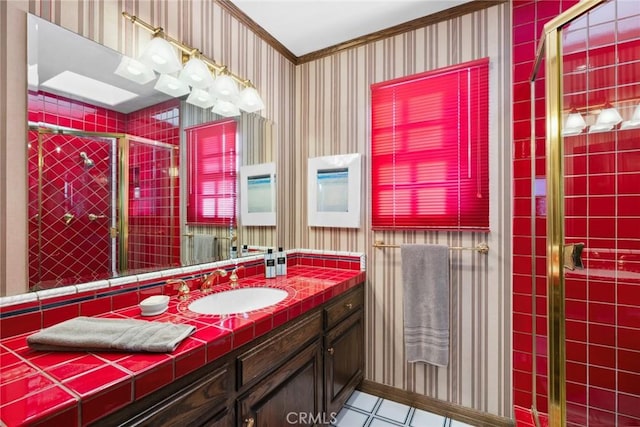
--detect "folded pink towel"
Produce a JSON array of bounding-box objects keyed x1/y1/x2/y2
[{"x1": 27, "y1": 316, "x2": 195, "y2": 353}]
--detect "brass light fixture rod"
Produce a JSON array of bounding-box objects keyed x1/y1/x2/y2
[{"x1": 122, "y1": 11, "x2": 253, "y2": 88}]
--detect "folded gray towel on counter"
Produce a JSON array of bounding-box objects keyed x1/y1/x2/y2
[{"x1": 27, "y1": 316, "x2": 195, "y2": 353}]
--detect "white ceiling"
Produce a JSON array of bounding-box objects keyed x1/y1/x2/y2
[{"x1": 230, "y1": 0, "x2": 472, "y2": 57}]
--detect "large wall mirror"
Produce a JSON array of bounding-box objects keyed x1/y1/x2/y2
[{"x1": 23, "y1": 14, "x2": 276, "y2": 295}]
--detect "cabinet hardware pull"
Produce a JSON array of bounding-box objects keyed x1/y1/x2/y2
[
  {"x1": 345, "y1": 303, "x2": 353, "y2": 310},
  {"x1": 245, "y1": 417, "x2": 255, "y2": 427},
  {"x1": 327, "y1": 347, "x2": 335, "y2": 355}
]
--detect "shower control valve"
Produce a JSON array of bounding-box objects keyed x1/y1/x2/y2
[
  {"x1": 88, "y1": 213, "x2": 107, "y2": 221},
  {"x1": 63, "y1": 213, "x2": 74, "y2": 224}
]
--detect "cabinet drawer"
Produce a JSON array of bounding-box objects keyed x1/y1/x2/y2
[
  {"x1": 124, "y1": 364, "x2": 231, "y2": 427},
  {"x1": 324, "y1": 285, "x2": 363, "y2": 330},
  {"x1": 237, "y1": 311, "x2": 322, "y2": 388}
]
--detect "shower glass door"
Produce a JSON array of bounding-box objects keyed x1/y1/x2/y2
[
  {"x1": 121, "y1": 136, "x2": 180, "y2": 273},
  {"x1": 29, "y1": 130, "x2": 116, "y2": 289},
  {"x1": 561, "y1": 1, "x2": 640, "y2": 425}
]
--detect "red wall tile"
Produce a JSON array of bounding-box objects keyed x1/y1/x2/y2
[{"x1": 0, "y1": 312, "x2": 42, "y2": 339}]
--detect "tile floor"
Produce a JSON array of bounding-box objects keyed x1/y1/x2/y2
[{"x1": 333, "y1": 390, "x2": 475, "y2": 427}]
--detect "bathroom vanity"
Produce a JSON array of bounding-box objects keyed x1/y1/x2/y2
[
  {"x1": 0, "y1": 252, "x2": 365, "y2": 427},
  {"x1": 96, "y1": 284, "x2": 364, "y2": 427}
]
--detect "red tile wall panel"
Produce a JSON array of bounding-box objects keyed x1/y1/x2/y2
[{"x1": 513, "y1": 0, "x2": 640, "y2": 424}]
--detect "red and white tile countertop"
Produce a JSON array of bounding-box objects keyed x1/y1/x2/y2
[{"x1": 0, "y1": 250, "x2": 365, "y2": 426}]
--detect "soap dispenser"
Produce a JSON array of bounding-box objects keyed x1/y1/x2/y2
[
  {"x1": 276, "y1": 247, "x2": 287, "y2": 276},
  {"x1": 264, "y1": 249, "x2": 276, "y2": 278}
]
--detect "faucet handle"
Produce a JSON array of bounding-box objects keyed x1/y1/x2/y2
[
  {"x1": 167, "y1": 279, "x2": 189, "y2": 301},
  {"x1": 63, "y1": 213, "x2": 74, "y2": 224},
  {"x1": 229, "y1": 265, "x2": 245, "y2": 288}
]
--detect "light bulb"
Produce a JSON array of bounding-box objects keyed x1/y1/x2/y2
[
  {"x1": 238, "y1": 86, "x2": 265, "y2": 113},
  {"x1": 620, "y1": 104, "x2": 640, "y2": 130},
  {"x1": 126, "y1": 66, "x2": 141, "y2": 76},
  {"x1": 595, "y1": 104, "x2": 623, "y2": 126},
  {"x1": 114, "y1": 56, "x2": 156, "y2": 85},
  {"x1": 211, "y1": 74, "x2": 239, "y2": 101},
  {"x1": 179, "y1": 56, "x2": 214, "y2": 89},
  {"x1": 562, "y1": 110, "x2": 586, "y2": 136},
  {"x1": 151, "y1": 54, "x2": 167, "y2": 65},
  {"x1": 139, "y1": 37, "x2": 182, "y2": 74}
]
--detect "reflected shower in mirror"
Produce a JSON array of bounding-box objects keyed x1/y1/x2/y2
[{"x1": 22, "y1": 14, "x2": 276, "y2": 296}]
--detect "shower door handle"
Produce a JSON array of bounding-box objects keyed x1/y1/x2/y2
[
  {"x1": 563, "y1": 243, "x2": 584, "y2": 271},
  {"x1": 88, "y1": 213, "x2": 107, "y2": 221}
]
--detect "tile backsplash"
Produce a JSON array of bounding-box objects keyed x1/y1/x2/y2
[{"x1": 0, "y1": 250, "x2": 365, "y2": 340}]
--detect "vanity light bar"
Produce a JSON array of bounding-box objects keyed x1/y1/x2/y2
[{"x1": 121, "y1": 11, "x2": 256, "y2": 90}]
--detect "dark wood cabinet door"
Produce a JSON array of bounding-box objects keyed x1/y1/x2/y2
[
  {"x1": 238, "y1": 341, "x2": 323, "y2": 427},
  {"x1": 324, "y1": 309, "x2": 364, "y2": 416}
]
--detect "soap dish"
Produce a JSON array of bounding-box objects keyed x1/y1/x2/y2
[{"x1": 140, "y1": 295, "x2": 170, "y2": 316}]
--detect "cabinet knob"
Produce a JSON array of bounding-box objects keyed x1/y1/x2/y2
[
  {"x1": 244, "y1": 417, "x2": 255, "y2": 427},
  {"x1": 327, "y1": 347, "x2": 335, "y2": 355},
  {"x1": 345, "y1": 303, "x2": 353, "y2": 310}
]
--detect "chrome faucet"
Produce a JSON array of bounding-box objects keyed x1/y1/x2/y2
[
  {"x1": 201, "y1": 269, "x2": 227, "y2": 293},
  {"x1": 229, "y1": 265, "x2": 244, "y2": 288}
]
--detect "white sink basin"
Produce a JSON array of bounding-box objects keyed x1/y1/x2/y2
[{"x1": 188, "y1": 287, "x2": 288, "y2": 315}]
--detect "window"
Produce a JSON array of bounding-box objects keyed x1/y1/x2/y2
[
  {"x1": 371, "y1": 58, "x2": 489, "y2": 231},
  {"x1": 186, "y1": 119, "x2": 237, "y2": 225}
]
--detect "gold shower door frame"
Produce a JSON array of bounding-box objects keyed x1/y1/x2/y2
[
  {"x1": 119, "y1": 135, "x2": 179, "y2": 274},
  {"x1": 530, "y1": 0, "x2": 607, "y2": 425},
  {"x1": 30, "y1": 127, "x2": 178, "y2": 280}
]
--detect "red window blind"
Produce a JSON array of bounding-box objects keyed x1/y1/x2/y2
[
  {"x1": 186, "y1": 119, "x2": 237, "y2": 225},
  {"x1": 371, "y1": 58, "x2": 489, "y2": 231}
]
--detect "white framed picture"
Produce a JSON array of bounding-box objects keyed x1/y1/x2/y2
[
  {"x1": 240, "y1": 162, "x2": 276, "y2": 226},
  {"x1": 308, "y1": 153, "x2": 362, "y2": 228}
]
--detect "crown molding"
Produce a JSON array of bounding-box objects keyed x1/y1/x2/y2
[
  {"x1": 215, "y1": 0, "x2": 298, "y2": 64},
  {"x1": 216, "y1": 0, "x2": 507, "y2": 66}
]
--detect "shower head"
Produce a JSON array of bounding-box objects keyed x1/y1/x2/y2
[{"x1": 79, "y1": 152, "x2": 95, "y2": 168}]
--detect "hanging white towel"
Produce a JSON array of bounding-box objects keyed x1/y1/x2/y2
[
  {"x1": 193, "y1": 234, "x2": 217, "y2": 263},
  {"x1": 401, "y1": 244, "x2": 450, "y2": 367}
]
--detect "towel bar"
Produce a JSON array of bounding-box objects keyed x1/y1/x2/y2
[
  {"x1": 183, "y1": 233, "x2": 236, "y2": 242},
  {"x1": 373, "y1": 240, "x2": 489, "y2": 254}
]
